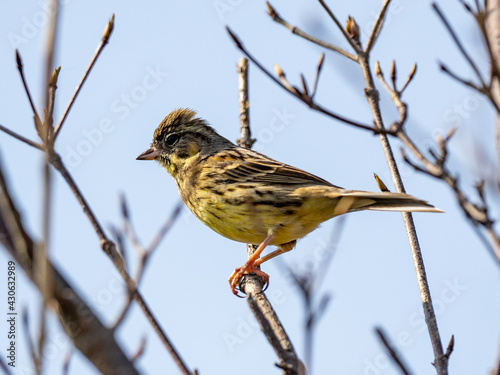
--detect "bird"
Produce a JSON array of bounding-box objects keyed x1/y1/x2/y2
[{"x1": 137, "y1": 108, "x2": 442, "y2": 295}]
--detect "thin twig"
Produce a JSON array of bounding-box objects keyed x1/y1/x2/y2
[
  {"x1": 374, "y1": 61, "x2": 408, "y2": 133},
  {"x1": 439, "y1": 64, "x2": 493, "y2": 101},
  {"x1": 0, "y1": 124, "x2": 44, "y2": 150},
  {"x1": 375, "y1": 327, "x2": 413, "y2": 375},
  {"x1": 266, "y1": 2, "x2": 358, "y2": 62},
  {"x1": 52, "y1": 15, "x2": 115, "y2": 141},
  {"x1": 400, "y1": 63, "x2": 417, "y2": 94},
  {"x1": 365, "y1": 0, "x2": 393, "y2": 53},
  {"x1": 311, "y1": 53, "x2": 325, "y2": 99},
  {"x1": 15, "y1": 50, "x2": 39, "y2": 118},
  {"x1": 433, "y1": 3, "x2": 488, "y2": 90},
  {"x1": 399, "y1": 130, "x2": 500, "y2": 265}
]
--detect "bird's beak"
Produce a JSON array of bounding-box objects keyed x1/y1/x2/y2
[{"x1": 136, "y1": 146, "x2": 160, "y2": 161}]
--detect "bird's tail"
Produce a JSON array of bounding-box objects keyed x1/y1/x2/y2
[{"x1": 332, "y1": 190, "x2": 443, "y2": 216}]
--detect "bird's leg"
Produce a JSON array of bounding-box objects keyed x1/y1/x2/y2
[
  {"x1": 253, "y1": 240, "x2": 296, "y2": 267},
  {"x1": 228, "y1": 232, "x2": 276, "y2": 295}
]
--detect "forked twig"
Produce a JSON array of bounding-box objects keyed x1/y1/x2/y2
[
  {"x1": 226, "y1": 27, "x2": 391, "y2": 134},
  {"x1": 432, "y1": 3, "x2": 487, "y2": 89}
]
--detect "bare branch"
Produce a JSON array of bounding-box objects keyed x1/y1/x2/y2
[
  {"x1": 242, "y1": 261, "x2": 306, "y2": 375},
  {"x1": 356, "y1": 7, "x2": 449, "y2": 370},
  {"x1": 226, "y1": 27, "x2": 391, "y2": 134},
  {"x1": 439, "y1": 63, "x2": 481, "y2": 90},
  {"x1": 433, "y1": 3, "x2": 488, "y2": 89},
  {"x1": 374, "y1": 61, "x2": 408, "y2": 133},
  {"x1": 236, "y1": 58, "x2": 255, "y2": 148},
  {"x1": 266, "y1": 2, "x2": 358, "y2": 62},
  {"x1": 399, "y1": 132, "x2": 500, "y2": 265},
  {"x1": 0, "y1": 124, "x2": 44, "y2": 150}
]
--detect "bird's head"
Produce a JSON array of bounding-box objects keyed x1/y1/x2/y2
[{"x1": 136, "y1": 108, "x2": 233, "y2": 177}]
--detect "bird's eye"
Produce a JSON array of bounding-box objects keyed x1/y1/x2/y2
[{"x1": 166, "y1": 133, "x2": 180, "y2": 146}]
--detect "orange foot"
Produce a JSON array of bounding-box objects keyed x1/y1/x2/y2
[
  {"x1": 228, "y1": 233, "x2": 277, "y2": 296},
  {"x1": 228, "y1": 260, "x2": 270, "y2": 297}
]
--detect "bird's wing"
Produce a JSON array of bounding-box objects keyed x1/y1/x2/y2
[{"x1": 212, "y1": 148, "x2": 339, "y2": 187}]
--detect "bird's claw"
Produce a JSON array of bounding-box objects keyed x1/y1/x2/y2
[{"x1": 228, "y1": 263, "x2": 269, "y2": 296}]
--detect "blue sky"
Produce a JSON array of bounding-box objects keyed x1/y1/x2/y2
[{"x1": 0, "y1": 1, "x2": 498, "y2": 374}]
